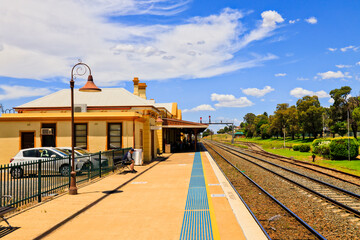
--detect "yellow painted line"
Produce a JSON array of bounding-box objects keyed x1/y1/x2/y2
[{"x1": 201, "y1": 152, "x2": 221, "y2": 240}]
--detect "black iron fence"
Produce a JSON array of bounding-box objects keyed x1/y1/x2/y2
[{"x1": 0, "y1": 148, "x2": 130, "y2": 207}]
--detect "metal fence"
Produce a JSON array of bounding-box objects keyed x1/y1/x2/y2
[{"x1": 0, "y1": 148, "x2": 130, "y2": 208}]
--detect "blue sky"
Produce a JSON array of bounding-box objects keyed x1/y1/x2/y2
[{"x1": 1, "y1": 0, "x2": 360, "y2": 130}]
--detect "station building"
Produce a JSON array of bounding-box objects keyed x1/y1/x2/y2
[{"x1": 0, "y1": 78, "x2": 208, "y2": 164}]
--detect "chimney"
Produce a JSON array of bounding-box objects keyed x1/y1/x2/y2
[
  {"x1": 133, "y1": 77, "x2": 139, "y2": 96},
  {"x1": 138, "y1": 83, "x2": 147, "y2": 99}
]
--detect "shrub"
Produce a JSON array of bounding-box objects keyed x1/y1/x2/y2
[
  {"x1": 312, "y1": 138, "x2": 332, "y2": 154},
  {"x1": 316, "y1": 141, "x2": 331, "y2": 158},
  {"x1": 292, "y1": 144, "x2": 301, "y2": 151},
  {"x1": 329, "y1": 138, "x2": 359, "y2": 160},
  {"x1": 299, "y1": 144, "x2": 311, "y2": 152}
]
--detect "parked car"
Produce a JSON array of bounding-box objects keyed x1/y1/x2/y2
[
  {"x1": 9, "y1": 147, "x2": 87, "y2": 178},
  {"x1": 57, "y1": 147, "x2": 109, "y2": 170}
]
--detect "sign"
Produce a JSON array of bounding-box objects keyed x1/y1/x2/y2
[{"x1": 150, "y1": 126, "x2": 162, "y2": 130}]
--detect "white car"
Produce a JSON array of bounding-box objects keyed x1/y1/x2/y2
[
  {"x1": 10, "y1": 147, "x2": 87, "y2": 178},
  {"x1": 57, "y1": 147, "x2": 109, "y2": 169}
]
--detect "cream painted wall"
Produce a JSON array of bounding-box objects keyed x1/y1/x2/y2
[
  {"x1": 0, "y1": 119, "x2": 153, "y2": 165},
  {"x1": 0, "y1": 121, "x2": 41, "y2": 164}
]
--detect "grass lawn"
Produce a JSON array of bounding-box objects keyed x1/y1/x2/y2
[{"x1": 204, "y1": 134, "x2": 360, "y2": 176}]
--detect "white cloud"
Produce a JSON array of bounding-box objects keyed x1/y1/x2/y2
[
  {"x1": 356, "y1": 61, "x2": 360, "y2": 66},
  {"x1": 290, "y1": 87, "x2": 329, "y2": 98},
  {"x1": 242, "y1": 86, "x2": 274, "y2": 97},
  {"x1": 289, "y1": 19, "x2": 300, "y2": 24},
  {"x1": 211, "y1": 93, "x2": 253, "y2": 108},
  {"x1": 0, "y1": 85, "x2": 52, "y2": 100},
  {"x1": 328, "y1": 98, "x2": 335, "y2": 104},
  {"x1": 317, "y1": 71, "x2": 352, "y2": 79},
  {"x1": 0, "y1": 4, "x2": 281, "y2": 85},
  {"x1": 305, "y1": 17, "x2": 317, "y2": 24},
  {"x1": 274, "y1": 73, "x2": 286, "y2": 77},
  {"x1": 340, "y1": 45, "x2": 359, "y2": 52},
  {"x1": 297, "y1": 77, "x2": 309, "y2": 81},
  {"x1": 239, "y1": 10, "x2": 284, "y2": 48},
  {"x1": 328, "y1": 48, "x2": 337, "y2": 52},
  {"x1": 183, "y1": 104, "x2": 215, "y2": 113},
  {"x1": 336, "y1": 64, "x2": 352, "y2": 68}
]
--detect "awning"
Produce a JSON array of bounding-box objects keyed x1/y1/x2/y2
[{"x1": 161, "y1": 118, "x2": 208, "y2": 132}]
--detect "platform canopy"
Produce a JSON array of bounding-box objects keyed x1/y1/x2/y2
[
  {"x1": 161, "y1": 118, "x2": 208, "y2": 152},
  {"x1": 161, "y1": 118, "x2": 208, "y2": 132}
]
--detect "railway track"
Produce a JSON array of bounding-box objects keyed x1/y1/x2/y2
[
  {"x1": 202, "y1": 143, "x2": 326, "y2": 240},
  {"x1": 203, "y1": 140, "x2": 360, "y2": 239},
  {"x1": 233, "y1": 140, "x2": 360, "y2": 188}
]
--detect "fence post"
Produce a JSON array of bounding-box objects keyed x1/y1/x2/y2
[
  {"x1": 99, "y1": 151, "x2": 102, "y2": 178},
  {"x1": 38, "y1": 160, "x2": 42, "y2": 203}
]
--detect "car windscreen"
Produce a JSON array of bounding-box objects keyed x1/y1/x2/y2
[
  {"x1": 52, "y1": 149, "x2": 69, "y2": 157},
  {"x1": 75, "y1": 149, "x2": 89, "y2": 155}
]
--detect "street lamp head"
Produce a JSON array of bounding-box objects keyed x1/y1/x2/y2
[{"x1": 79, "y1": 75, "x2": 101, "y2": 92}]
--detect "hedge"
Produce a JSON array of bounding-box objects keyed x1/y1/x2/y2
[
  {"x1": 312, "y1": 137, "x2": 359, "y2": 160},
  {"x1": 299, "y1": 144, "x2": 311, "y2": 152},
  {"x1": 292, "y1": 144, "x2": 300, "y2": 151},
  {"x1": 329, "y1": 138, "x2": 359, "y2": 160}
]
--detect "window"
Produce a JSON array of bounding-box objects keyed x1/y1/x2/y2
[
  {"x1": 23, "y1": 149, "x2": 38, "y2": 157},
  {"x1": 75, "y1": 124, "x2": 87, "y2": 149},
  {"x1": 108, "y1": 123, "x2": 122, "y2": 149}
]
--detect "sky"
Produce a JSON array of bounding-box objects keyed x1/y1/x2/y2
[{"x1": 1, "y1": 0, "x2": 360, "y2": 131}]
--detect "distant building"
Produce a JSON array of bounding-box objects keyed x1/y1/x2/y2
[{"x1": 0, "y1": 78, "x2": 207, "y2": 164}]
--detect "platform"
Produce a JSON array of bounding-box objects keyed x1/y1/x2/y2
[{"x1": 1, "y1": 149, "x2": 267, "y2": 240}]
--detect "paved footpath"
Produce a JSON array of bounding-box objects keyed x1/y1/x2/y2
[{"x1": 2, "y1": 150, "x2": 267, "y2": 240}]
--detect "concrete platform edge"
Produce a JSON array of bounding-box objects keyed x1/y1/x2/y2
[{"x1": 204, "y1": 151, "x2": 268, "y2": 240}]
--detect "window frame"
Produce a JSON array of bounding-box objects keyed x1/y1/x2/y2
[
  {"x1": 74, "y1": 123, "x2": 88, "y2": 149},
  {"x1": 107, "y1": 123, "x2": 122, "y2": 150}
]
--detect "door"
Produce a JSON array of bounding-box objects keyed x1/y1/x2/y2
[{"x1": 21, "y1": 132, "x2": 35, "y2": 149}]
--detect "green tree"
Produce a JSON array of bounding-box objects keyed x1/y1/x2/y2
[
  {"x1": 217, "y1": 129, "x2": 225, "y2": 134},
  {"x1": 273, "y1": 103, "x2": 289, "y2": 138},
  {"x1": 254, "y1": 114, "x2": 269, "y2": 136},
  {"x1": 260, "y1": 123, "x2": 271, "y2": 139},
  {"x1": 330, "y1": 121, "x2": 347, "y2": 137},
  {"x1": 243, "y1": 113, "x2": 256, "y2": 138},
  {"x1": 296, "y1": 96, "x2": 323, "y2": 139},
  {"x1": 286, "y1": 106, "x2": 299, "y2": 140},
  {"x1": 202, "y1": 129, "x2": 213, "y2": 137}
]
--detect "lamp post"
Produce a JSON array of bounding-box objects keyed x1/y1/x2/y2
[{"x1": 69, "y1": 62, "x2": 101, "y2": 195}]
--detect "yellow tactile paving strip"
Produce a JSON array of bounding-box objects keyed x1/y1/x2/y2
[
  {"x1": 1, "y1": 151, "x2": 264, "y2": 240},
  {"x1": 201, "y1": 151, "x2": 246, "y2": 240},
  {"x1": 203, "y1": 151, "x2": 269, "y2": 240}
]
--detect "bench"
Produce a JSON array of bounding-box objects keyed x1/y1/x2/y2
[
  {"x1": 113, "y1": 157, "x2": 132, "y2": 172},
  {"x1": 0, "y1": 196, "x2": 14, "y2": 228}
]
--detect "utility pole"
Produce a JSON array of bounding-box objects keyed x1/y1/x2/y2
[
  {"x1": 283, "y1": 125, "x2": 286, "y2": 148},
  {"x1": 322, "y1": 113, "x2": 325, "y2": 138},
  {"x1": 348, "y1": 109, "x2": 350, "y2": 161},
  {"x1": 231, "y1": 123, "x2": 235, "y2": 144}
]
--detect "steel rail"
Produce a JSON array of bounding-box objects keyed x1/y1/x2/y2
[
  {"x1": 249, "y1": 149, "x2": 360, "y2": 188},
  {"x1": 237, "y1": 140, "x2": 360, "y2": 180},
  {"x1": 199, "y1": 144, "x2": 272, "y2": 240},
  {"x1": 213, "y1": 141, "x2": 360, "y2": 200},
  {"x1": 203, "y1": 142, "x2": 327, "y2": 240},
  {"x1": 208, "y1": 140, "x2": 360, "y2": 218}
]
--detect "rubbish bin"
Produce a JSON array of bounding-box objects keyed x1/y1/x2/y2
[
  {"x1": 133, "y1": 149, "x2": 143, "y2": 166},
  {"x1": 165, "y1": 144, "x2": 171, "y2": 153}
]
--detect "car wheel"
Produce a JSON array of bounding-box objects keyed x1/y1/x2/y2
[
  {"x1": 11, "y1": 167, "x2": 24, "y2": 178},
  {"x1": 59, "y1": 164, "x2": 70, "y2": 176}
]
